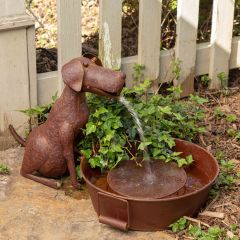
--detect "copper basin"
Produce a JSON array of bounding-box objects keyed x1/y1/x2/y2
[{"x1": 80, "y1": 139, "x2": 219, "y2": 231}]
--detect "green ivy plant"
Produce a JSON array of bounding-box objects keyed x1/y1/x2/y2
[
  {"x1": 214, "y1": 151, "x2": 238, "y2": 190},
  {"x1": 200, "y1": 75, "x2": 211, "y2": 87},
  {"x1": 169, "y1": 217, "x2": 188, "y2": 233},
  {"x1": 217, "y1": 72, "x2": 228, "y2": 89},
  {"x1": 188, "y1": 225, "x2": 223, "y2": 240},
  {"x1": 78, "y1": 80, "x2": 206, "y2": 171},
  {"x1": 132, "y1": 63, "x2": 145, "y2": 84},
  {"x1": 172, "y1": 58, "x2": 182, "y2": 81},
  {"x1": 19, "y1": 92, "x2": 58, "y2": 125},
  {"x1": 170, "y1": 217, "x2": 239, "y2": 240}
]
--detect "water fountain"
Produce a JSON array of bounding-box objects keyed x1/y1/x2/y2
[{"x1": 81, "y1": 95, "x2": 219, "y2": 231}]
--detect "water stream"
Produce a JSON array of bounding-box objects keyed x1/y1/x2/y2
[
  {"x1": 118, "y1": 97, "x2": 146, "y2": 146},
  {"x1": 118, "y1": 96, "x2": 154, "y2": 182}
]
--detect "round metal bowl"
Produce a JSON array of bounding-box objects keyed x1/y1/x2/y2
[{"x1": 81, "y1": 139, "x2": 219, "y2": 231}]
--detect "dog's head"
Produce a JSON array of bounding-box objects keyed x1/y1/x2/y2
[{"x1": 61, "y1": 56, "x2": 126, "y2": 97}]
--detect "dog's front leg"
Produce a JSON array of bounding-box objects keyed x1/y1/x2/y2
[{"x1": 60, "y1": 123, "x2": 81, "y2": 189}]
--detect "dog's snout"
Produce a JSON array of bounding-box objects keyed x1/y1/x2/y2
[{"x1": 119, "y1": 72, "x2": 126, "y2": 80}]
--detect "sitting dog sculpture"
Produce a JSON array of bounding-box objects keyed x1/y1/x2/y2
[{"x1": 9, "y1": 56, "x2": 126, "y2": 189}]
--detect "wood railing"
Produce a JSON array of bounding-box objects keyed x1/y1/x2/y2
[{"x1": 37, "y1": 0, "x2": 239, "y2": 105}]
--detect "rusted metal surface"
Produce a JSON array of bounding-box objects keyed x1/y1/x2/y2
[
  {"x1": 81, "y1": 139, "x2": 219, "y2": 231},
  {"x1": 9, "y1": 56, "x2": 125, "y2": 189},
  {"x1": 107, "y1": 160, "x2": 187, "y2": 199},
  {"x1": 98, "y1": 192, "x2": 130, "y2": 231}
]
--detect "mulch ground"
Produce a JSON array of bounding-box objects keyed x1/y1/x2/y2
[{"x1": 169, "y1": 81, "x2": 240, "y2": 239}]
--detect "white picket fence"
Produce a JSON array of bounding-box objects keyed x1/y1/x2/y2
[
  {"x1": 37, "y1": 0, "x2": 240, "y2": 105},
  {"x1": 0, "y1": 0, "x2": 239, "y2": 145}
]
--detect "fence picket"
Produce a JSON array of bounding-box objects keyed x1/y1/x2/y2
[
  {"x1": 57, "y1": 0, "x2": 82, "y2": 92},
  {"x1": 209, "y1": 0, "x2": 235, "y2": 89},
  {"x1": 99, "y1": 0, "x2": 122, "y2": 70},
  {"x1": 138, "y1": 0, "x2": 162, "y2": 91},
  {"x1": 0, "y1": 0, "x2": 25, "y2": 17},
  {"x1": 175, "y1": 0, "x2": 200, "y2": 97}
]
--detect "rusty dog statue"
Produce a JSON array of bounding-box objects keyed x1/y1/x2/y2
[{"x1": 9, "y1": 56, "x2": 125, "y2": 189}]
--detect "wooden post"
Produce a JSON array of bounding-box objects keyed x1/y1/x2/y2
[
  {"x1": 0, "y1": 0, "x2": 37, "y2": 149},
  {"x1": 138, "y1": 0, "x2": 162, "y2": 91},
  {"x1": 209, "y1": 0, "x2": 235, "y2": 89},
  {"x1": 174, "y1": 0, "x2": 200, "y2": 97},
  {"x1": 57, "y1": 0, "x2": 82, "y2": 92},
  {"x1": 99, "y1": 0, "x2": 122, "y2": 70}
]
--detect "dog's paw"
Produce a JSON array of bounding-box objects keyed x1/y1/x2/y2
[{"x1": 71, "y1": 181, "x2": 81, "y2": 190}]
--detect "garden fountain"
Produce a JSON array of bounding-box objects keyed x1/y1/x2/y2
[
  {"x1": 81, "y1": 89, "x2": 219, "y2": 231},
  {"x1": 9, "y1": 52, "x2": 219, "y2": 231}
]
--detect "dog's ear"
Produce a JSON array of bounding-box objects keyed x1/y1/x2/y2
[
  {"x1": 83, "y1": 53, "x2": 103, "y2": 66},
  {"x1": 91, "y1": 56, "x2": 103, "y2": 66},
  {"x1": 61, "y1": 59, "x2": 84, "y2": 92}
]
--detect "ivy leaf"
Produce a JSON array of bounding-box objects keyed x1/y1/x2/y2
[
  {"x1": 35, "y1": 106, "x2": 45, "y2": 113},
  {"x1": 177, "y1": 158, "x2": 187, "y2": 167},
  {"x1": 111, "y1": 144, "x2": 123, "y2": 153},
  {"x1": 138, "y1": 141, "x2": 152, "y2": 151},
  {"x1": 111, "y1": 155, "x2": 124, "y2": 169},
  {"x1": 89, "y1": 156, "x2": 102, "y2": 168},
  {"x1": 99, "y1": 147, "x2": 108, "y2": 154},
  {"x1": 86, "y1": 122, "x2": 97, "y2": 135},
  {"x1": 75, "y1": 165, "x2": 84, "y2": 182},
  {"x1": 189, "y1": 95, "x2": 208, "y2": 104},
  {"x1": 207, "y1": 226, "x2": 223, "y2": 238},
  {"x1": 103, "y1": 130, "x2": 115, "y2": 143},
  {"x1": 152, "y1": 148, "x2": 162, "y2": 157},
  {"x1": 186, "y1": 155, "x2": 194, "y2": 165},
  {"x1": 188, "y1": 224, "x2": 203, "y2": 238},
  {"x1": 159, "y1": 106, "x2": 172, "y2": 115},
  {"x1": 112, "y1": 119, "x2": 123, "y2": 129},
  {"x1": 169, "y1": 217, "x2": 187, "y2": 233},
  {"x1": 173, "y1": 112, "x2": 184, "y2": 121},
  {"x1": 93, "y1": 107, "x2": 108, "y2": 118},
  {"x1": 172, "y1": 152, "x2": 182, "y2": 156},
  {"x1": 51, "y1": 91, "x2": 58, "y2": 101},
  {"x1": 158, "y1": 134, "x2": 175, "y2": 148},
  {"x1": 80, "y1": 149, "x2": 91, "y2": 159},
  {"x1": 226, "y1": 114, "x2": 237, "y2": 123},
  {"x1": 142, "y1": 105, "x2": 155, "y2": 116}
]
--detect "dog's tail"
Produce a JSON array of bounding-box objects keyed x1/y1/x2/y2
[{"x1": 8, "y1": 124, "x2": 26, "y2": 147}]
